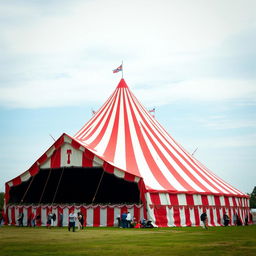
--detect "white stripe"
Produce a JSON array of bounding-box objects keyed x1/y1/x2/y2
[
  {"x1": 189, "y1": 208, "x2": 196, "y2": 226},
  {"x1": 167, "y1": 207, "x2": 175, "y2": 227},
  {"x1": 75, "y1": 90, "x2": 117, "y2": 139},
  {"x1": 113, "y1": 89, "x2": 126, "y2": 170},
  {"x1": 46, "y1": 146, "x2": 56, "y2": 158},
  {"x1": 193, "y1": 194, "x2": 202, "y2": 205},
  {"x1": 140, "y1": 124, "x2": 188, "y2": 191},
  {"x1": 20, "y1": 171, "x2": 31, "y2": 182},
  {"x1": 124, "y1": 91, "x2": 164, "y2": 190},
  {"x1": 113, "y1": 168, "x2": 125, "y2": 179},
  {"x1": 86, "y1": 208, "x2": 93, "y2": 227},
  {"x1": 85, "y1": 91, "x2": 119, "y2": 147},
  {"x1": 137, "y1": 101, "x2": 231, "y2": 194},
  {"x1": 100, "y1": 208, "x2": 107, "y2": 227},
  {"x1": 219, "y1": 196, "x2": 225, "y2": 206},
  {"x1": 179, "y1": 207, "x2": 186, "y2": 226},
  {"x1": 178, "y1": 194, "x2": 187, "y2": 205},
  {"x1": 207, "y1": 195, "x2": 215, "y2": 206},
  {"x1": 159, "y1": 193, "x2": 170, "y2": 205}
]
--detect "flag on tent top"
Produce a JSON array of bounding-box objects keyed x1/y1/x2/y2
[{"x1": 113, "y1": 64, "x2": 123, "y2": 73}]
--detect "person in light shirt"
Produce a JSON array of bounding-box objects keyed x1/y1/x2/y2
[{"x1": 68, "y1": 210, "x2": 76, "y2": 232}]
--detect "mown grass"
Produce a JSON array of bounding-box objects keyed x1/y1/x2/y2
[{"x1": 0, "y1": 225, "x2": 256, "y2": 256}]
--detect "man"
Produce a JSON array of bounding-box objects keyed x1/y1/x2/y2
[
  {"x1": 126, "y1": 212, "x2": 132, "y2": 228},
  {"x1": 223, "y1": 212, "x2": 230, "y2": 226},
  {"x1": 200, "y1": 211, "x2": 208, "y2": 229},
  {"x1": 68, "y1": 210, "x2": 76, "y2": 232}
]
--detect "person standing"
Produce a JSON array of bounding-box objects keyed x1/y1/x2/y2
[
  {"x1": 68, "y1": 210, "x2": 76, "y2": 232},
  {"x1": 47, "y1": 211, "x2": 53, "y2": 228},
  {"x1": 77, "y1": 212, "x2": 83, "y2": 230},
  {"x1": 200, "y1": 211, "x2": 208, "y2": 229},
  {"x1": 126, "y1": 212, "x2": 132, "y2": 228},
  {"x1": 18, "y1": 212, "x2": 24, "y2": 227},
  {"x1": 121, "y1": 212, "x2": 127, "y2": 228},
  {"x1": 223, "y1": 212, "x2": 230, "y2": 226}
]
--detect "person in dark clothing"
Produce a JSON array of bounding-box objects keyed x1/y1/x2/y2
[
  {"x1": 18, "y1": 212, "x2": 24, "y2": 227},
  {"x1": 121, "y1": 212, "x2": 127, "y2": 228},
  {"x1": 223, "y1": 213, "x2": 230, "y2": 226},
  {"x1": 200, "y1": 212, "x2": 208, "y2": 229}
]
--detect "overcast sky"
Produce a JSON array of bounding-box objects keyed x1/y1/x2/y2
[{"x1": 0, "y1": 0, "x2": 255, "y2": 194}]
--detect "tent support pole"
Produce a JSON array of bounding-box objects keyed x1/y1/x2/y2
[
  {"x1": 20, "y1": 175, "x2": 35, "y2": 204},
  {"x1": 38, "y1": 169, "x2": 52, "y2": 204},
  {"x1": 92, "y1": 169, "x2": 105, "y2": 204},
  {"x1": 51, "y1": 167, "x2": 65, "y2": 205}
]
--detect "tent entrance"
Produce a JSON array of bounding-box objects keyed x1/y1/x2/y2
[{"x1": 8, "y1": 167, "x2": 141, "y2": 205}]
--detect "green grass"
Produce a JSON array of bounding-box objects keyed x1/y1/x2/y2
[{"x1": 0, "y1": 226, "x2": 256, "y2": 256}]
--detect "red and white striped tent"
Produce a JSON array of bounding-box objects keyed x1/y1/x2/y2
[{"x1": 5, "y1": 79, "x2": 250, "y2": 227}]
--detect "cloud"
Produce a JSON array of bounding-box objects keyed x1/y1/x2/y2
[{"x1": 0, "y1": 0, "x2": 256, "y2": 109}]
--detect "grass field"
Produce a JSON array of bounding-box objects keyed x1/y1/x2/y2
[{"x1": 0, "y1": 225, "x2": 256, "y2": 256}]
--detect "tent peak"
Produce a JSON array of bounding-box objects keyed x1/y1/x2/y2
[{"x1": 117, "y1": 78, "x2": 128, "y2": 88}]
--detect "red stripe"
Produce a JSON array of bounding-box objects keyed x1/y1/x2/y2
[
  {"x1": 232, "y1": 197, "x2": 237, "y2": 207},
  {"x1": 107, "y1": 207, "x2": 114, "y2": 227},
  {"x1": 133, "y1": 206, "x2": 140, "y2": 223},
  {"x1": 103, "y1": 162, "x2": 114, "y2": 174},
  {"x1": 185, "y1": 207, "x2": 191, "y2": 226},
  {"x1": 150, "y1": 193, "x2": 161, "y2": 205},
  {"x1": 102, "y1": 92, "x2": 122, "y2": 162},
  {"x1": 82, "y1": 149, "x2": 94, "y2": 167},
  {"x1": 194, "y1": 207, "x2": 200, "y2": 226},
  {"x1": 83, "y1": 91, "x2": 119, "y2": 147},
  {"x1": 173, "y1": 207, "x2": 181, "y2": 227},
  {"x1": 216, "y1": 208, "x2": 221, "y2": 226},
  {"x1": 169, "y1": 194, "x2": 179, "y2": 206},
  {"x1": 201, "y1": 195, "x2": 209, "y2": 206},
  {"x1": 224, "y1": 196, "x2": 230, "y2": 207},
  {"x1": 12, "y1": 176, "x2": 21, "y2": 186},
  {"x1": 80, "y1": 207, "x2": 87, "y2": 227},
  {"x1": 186, "y1": 194, "x2": 194, "y2": 206},
  {"x1": 37, "y1": 154, "x2": 48, "y2": 165},
  {"x1": 5, "y1": 184, "x2": 10, "y2": 205},
  {"x1": 126, "y1": 95, "x2": 174, "y2": 190},
  {"x1": 57, "y1": 207, "x2": 63, "y2": 227},
  {"x1": 51, "y1": 148, "x2": 61, "y2": 168},
  {"x1": 153, "y1": 206, "x2": 167, "y2": 227},
  {"x1": 54, "y1": 135, "x2": 64, "y2": 149},
  {"x1": 71, "y1": 139, "x2": 81, "y2": 149},
  {"x1": 93, "y1": 207, "x2": 100, "y2": 227},
  {"x1": 121, "y1": 206, "x2": 128, "y2": 215},
  {"x1": 209, "y1": 208, "x2": 214, "y2": 226},
  {"x1": 76, "y1": 91, "x2": 117, "y2": 140},
  {"x1": 140, "y1": 124, "x2": 196, "y2": 191},
  {"x1": 29, "y1": 164, "x2": 39, "y2": 176},
  {"x1": 123, "y1": 90, "x2": 140, "y2": 177},
  {"x1": 124, "y1": 172, "x2": 135, "y2": 182},
  {"x1": 36, "y1": 207, "x2": 42, "y2": 226},
  {"x1": 130, "y1": 94, "x2": 212, "y2": 192},
  {"x1": 214, "y1": 196, "x2": 221, "y2": 206}
]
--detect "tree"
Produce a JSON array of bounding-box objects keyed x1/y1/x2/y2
[
  {"x1": 0, "y1": 192, "x2": 4, "y2": 209},
  {"x1": 249, "y1": 186, "x2": 256, "y2": 208}
]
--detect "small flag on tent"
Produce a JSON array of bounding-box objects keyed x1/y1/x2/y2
[
  {"x1": 149, "y1": 107, "x2": 155, "y2": 118},
  {"x1": 113, "y1": 64, "x2": 123, "y2": 73}
]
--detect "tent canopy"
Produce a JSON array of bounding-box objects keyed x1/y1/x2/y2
[{"x1": 5, "y1": 79, "x2": 247, "y2": 206}]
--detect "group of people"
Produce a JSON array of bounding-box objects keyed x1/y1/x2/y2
[
  {"x1": 117, "y1": 212, "x2": 153, "y2": 228},
  {"x1": 68, "y1": 210, "x2": 84, "y2": 232},
  {"x1": 200, "y1": 211, "x2": 248, "y2": 229}
]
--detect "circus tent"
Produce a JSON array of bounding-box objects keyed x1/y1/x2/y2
[{"x1": 4, "y1": 79, "x2": 250, "y2": 227}]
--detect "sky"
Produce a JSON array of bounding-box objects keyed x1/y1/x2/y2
[{"x1": 0, "y1": 0, "x2": 255, "y2": 194}]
